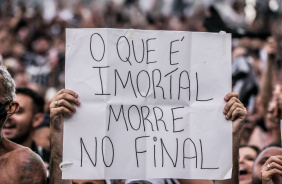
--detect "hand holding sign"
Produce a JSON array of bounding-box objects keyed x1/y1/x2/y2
[
  {"x1": 49, "y1": 89, "x2": 80, "y2": 184},
  {"x1": 223, "y1": 92, "x2": 247, "y2": 134},
  {"x1": 50, "y1": 89, "x2": 80, "y2": 132}
]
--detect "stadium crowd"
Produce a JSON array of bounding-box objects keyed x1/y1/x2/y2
[{"x1": 0, "y1": 0, "x2": 282, "y2": 183}]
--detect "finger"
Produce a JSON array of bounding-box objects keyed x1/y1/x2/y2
[
  {"x1": 224, "y1": 96, "x2": 241, "y2": 115},
  {"x1": 225, "y1": 102, "x2": 242, "y2": 120},
  {"x1": 50, "y1": 106, "x2": 73, "y2": 118},
  {"x1": 57, "y1": 93, "x2": 80, "y2": 106},
  {"x1": 263, "y1": 156, "x2": 282, "y2": 169},
  {"x1": 231, "y1": 108, "x2": 246, "y2": 121},
  {"x1": 53, "y1": 90, "x2": 78, "y2": 103},
  {"x1": 54, "y1": 99, "x2": 77, "y2": 113},
  {"x1": 262, "y1": 168, "x2": 282, "y2": 179},
  {"x1": 263, "y1": 156, "x2": 282, "y2": 167},
  {"x1": 262, "y1": 161, "x2": 281, "y2": 173},
  {"x1": 224, "y1": 92, "x2": 239, "y2": 101},
  {"x1": 267, "y1": 162, "x2": 282, "y2": 172},
  {"x1": 50, "y1": 93, "x2": 80, "y2": 108},
  {"x1": 56, "y1": 89, "x2": 78, "y2": 98}
]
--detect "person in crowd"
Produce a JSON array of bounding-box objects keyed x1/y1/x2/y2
[
  {"x1": 2, "y1": 87, "x2": 50, "y2": 164},
  {"x1": 238, "y1": 36, "x2": 281, "y2": 150},
  {"x1": 247, "y1": 84, "x2": 282, "y2": 150},
  {"x1": 239, "y1": 145, "x2": 260, "y2": 184},
  {"x1": 0, "y1": 66, "x2": 46, "y2": 183},
  {"x1": 252, "y1": 145, "x2": 282, "y2": 184},
  {"x1": 21, "y1": 33, "x2": 53, "y2": 88},
  {"x1": 34, "y1": 113, "x2": 51, "y2": 150},
  {"x1": 50, "y1": 90, "x2": 247, "y2": 184}
]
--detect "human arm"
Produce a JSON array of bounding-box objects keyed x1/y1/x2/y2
[
  {"x1": 49, "y1": 89, "x2": 106, "y2": 184},
  {"x1": 260, "y1": 37, "x2": 278, "y2": 111},
  {"x1": 214, "y1": 92, "x2": 247, "y2": 184},
  {"x1": 261, "y1": 156, "x2": 282, "y2": 184},
  {"x1": 49, "y1": 89, "x2": 80, "y2": 184}
]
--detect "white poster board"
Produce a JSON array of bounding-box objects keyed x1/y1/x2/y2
[{"x1": 63, "y1": 28, "x2": 232, "y2": 180}]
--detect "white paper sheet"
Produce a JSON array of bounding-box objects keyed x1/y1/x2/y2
[{"x1": 63, "y1": 28, "x2": 232, "y2": 180}]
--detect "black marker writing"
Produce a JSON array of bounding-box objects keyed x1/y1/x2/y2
[
  {"x1": 116, "y1": 36, "x2": 132, "y2": 65},
  {"x1": 196, "y1": 72, "x2": 213, "y2": 101},
  {"x1": 93, "y1": 66, "x2": 111, "y2": 96},
  {"x1": 132, "y1": 39, "x2": 145, "y2": 63},
  {"x1": 102, "y1": 136, "x2": 114, "y2": 167},
  {"x1": 90, "y1": 33, "x2": 105, "y2": 62},
  {"x1": 200, "y1": 139, "x2": 219, "y2": 169},
  {"x1": 146, "y1": 38, "x2": 157, "y2": 64},
  {"x1": 136, "y1": 70, "x2": 151, "y2": 98},
  {"x1": 171, "y1": 106, "x2": 184, "y2": 133},
  {"x1": 152, "y1": 69, "x2": 166, "y2": 99},
  {"x1": 114, "y1": 70, "x2": 137, "y2": 98},
  {"x1": 161, "y1": 138, "x2": 178, "y2": 167},
  {"x1": 183, "y1": 138, "x2": 197, "y2": 168},
  {"x1": 169, "y1": 39, "x2": 180, "y2": 65},
  {"x1": 135, "y1": 136, "x2": 150, "y2": 167},
  {"x1": 107, "y1": 105, "x2": 128, "y2": 131},
  {"x1": 80, "y1": 137, "x2": 97, "y2": 167},
  {"x1": 128, "y1": 105, "x2": 142, "y2": 130}
]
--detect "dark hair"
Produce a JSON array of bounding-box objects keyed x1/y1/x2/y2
[
  {"x1": 32, "y1": 32, "x2": 52, "y2": 42},
  {"x1": 128, "y1": 180, "x2": 152, "y2": 184},
  {"x1": 16, "y1": 87, "x2": 44, "y2": 114},
  {"x1": 240, "y1": 145, "x2": 260, "y2": 155}
]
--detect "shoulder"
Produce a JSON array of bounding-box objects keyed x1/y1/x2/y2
[{"x1": 11, "y1": 147, "x2": 47, "y2": 184}]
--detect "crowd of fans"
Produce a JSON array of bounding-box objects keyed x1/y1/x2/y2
[{"x1": 0, "y1": 0, "x2": 282, "y2": 183}]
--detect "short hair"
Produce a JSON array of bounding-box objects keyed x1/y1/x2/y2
[
  {"x1": 16, "y1": 87, "x2": 44, "y2": 114},
  {"x1": 240, "y1": 145, "x2": 260, "y2": 156},
  {"x1": 0, "y1": 65, "x2": 16, "y2": 103}
]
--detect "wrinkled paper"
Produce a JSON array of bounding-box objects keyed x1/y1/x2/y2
[{"x1": 63, "y1": 28, "x2": 232, "y2": 180}]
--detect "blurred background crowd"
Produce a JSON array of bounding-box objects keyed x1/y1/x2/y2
[{"x1": 0, "y1": 0, "x2": 282, "y2": 183}]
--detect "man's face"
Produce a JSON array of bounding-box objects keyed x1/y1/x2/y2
[
  {"x1": 252, "y1": 147, "x2": 282, "y2": 184},
  {"x1": 2, "y1": 94, "x2": 33, "y2": 144}
]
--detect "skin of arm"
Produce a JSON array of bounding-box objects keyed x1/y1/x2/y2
[
  {"x1": 50, "y1": 89, "x2": 106, "y2": 184},
  {"x1": 50, "y1": 89, "x2": 80, "y2": 184},
  {"x1": 214, "y1": 92, "x2": 247, "y2": 184}
]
